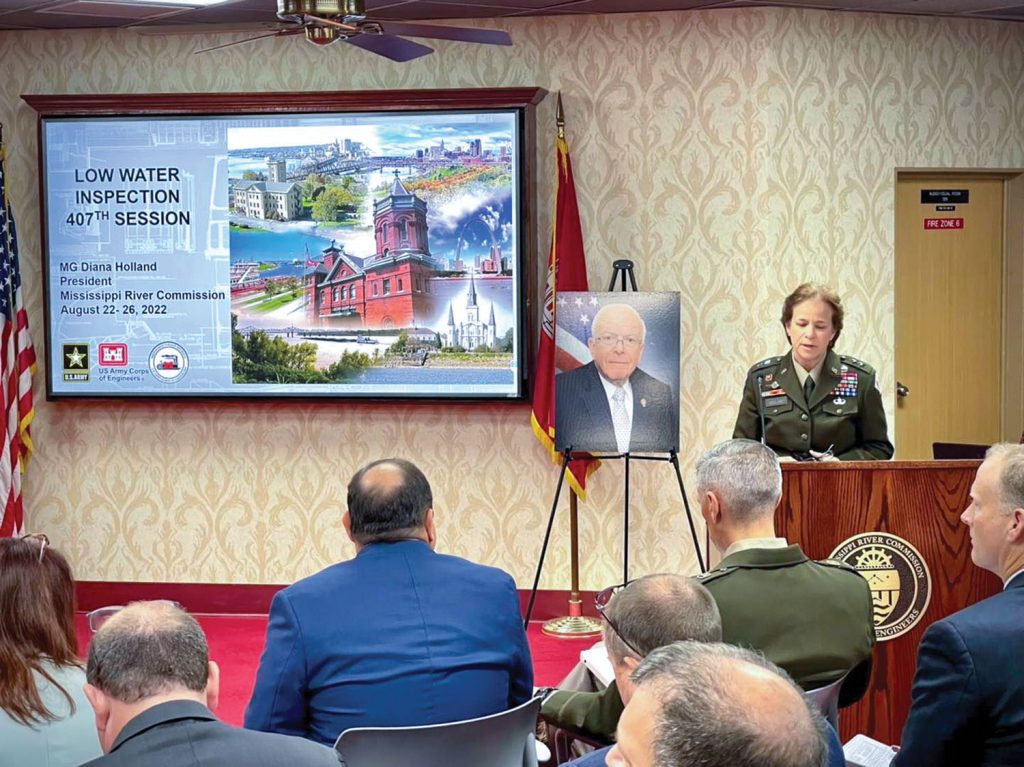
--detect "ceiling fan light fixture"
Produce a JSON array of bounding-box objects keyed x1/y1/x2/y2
[
  {"x1": 303, "y1": 25, "x2": 343, "y2": 44},
  {"x1": 278, "y1": 0, "x2": 365, "y2": 21}
]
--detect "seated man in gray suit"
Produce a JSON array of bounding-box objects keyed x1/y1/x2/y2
[{"x1": 81, "y1": 601, "x2": 338, "y2": 767}]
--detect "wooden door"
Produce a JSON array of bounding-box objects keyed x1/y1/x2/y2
[{"x1": 895, "y1": 175, "x2": 1004, "y2": 460}]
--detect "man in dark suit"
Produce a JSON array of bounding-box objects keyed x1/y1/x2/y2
[
  {"x1": 605, "y1": 642, "x2": 829, "y2": 767},
  {"x1": 555, "y1": 302, "x2": 677, "y2": 454},
  {"x1": 895, "y1": 443, "x2": 1024, "y2": 766},
  {"x1": 81, "y1": 601, "x2": 338, "y2": 767},
  {"x1": 244, "y1": 458, "x2": 533, "y2": 745}
]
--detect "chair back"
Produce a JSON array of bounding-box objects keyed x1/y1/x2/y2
[
  {"x1": 804, "y1": 675, "x2": 844, "y2": 730},
  {"x1": 932, "y1": 442, "x2": 989, "y2": 459},
  {"x1": 335, "y1": 697, "x2": 542, "y2": 767}
]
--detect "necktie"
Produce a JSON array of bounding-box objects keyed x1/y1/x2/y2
[
  {"x1": 804, "y1": 375, "x2": 815, "y2": 405},
  {"x1": 611, "y1": 387, "x2": 631, "y2": 453}
]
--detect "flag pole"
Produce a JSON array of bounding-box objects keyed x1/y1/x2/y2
[
  {"x1": 541, "y1": 487, "x2": 601, "y2": 637},
  {"x1": 541, "y1": 95, "x2": 601, "y2": 638}
]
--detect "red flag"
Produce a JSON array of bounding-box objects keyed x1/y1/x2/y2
[
  {"x1": 530, "y1": 112, "x2": 598, "y2": 498},
  {"x1": 0, "y1": 139, "x2": 37, "y2": 537}
]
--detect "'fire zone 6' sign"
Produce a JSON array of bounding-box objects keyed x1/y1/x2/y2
[{"x1": 924, "y1": 218, "x2": 964, "y2": 230}]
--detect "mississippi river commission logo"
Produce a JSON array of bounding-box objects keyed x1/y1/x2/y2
[
  {"x1": 149, "y1": 342, "x2": 189, "y2": 384},
  {"x1": 830, "y1": 533, "x2": 931, "y2": 642}
]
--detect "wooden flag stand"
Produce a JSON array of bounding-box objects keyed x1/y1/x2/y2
[{"x1": 524, "y1": 261, "x2": 707, "y2": 635}]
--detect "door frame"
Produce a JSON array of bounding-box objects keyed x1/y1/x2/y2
[{"x1": 894, "y1": 168, "x2": 1024, "y2": 446}]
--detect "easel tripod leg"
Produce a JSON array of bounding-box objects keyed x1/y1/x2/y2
[
  {"x1": 623, "y1": 454, "x2": 630, "y2": 584},
  {"x1": 671, "y1": 452, "x2": 707, "y2": 573},
  {"x1": 524, "y1": 449, "x2": 573, "y2": 628}
]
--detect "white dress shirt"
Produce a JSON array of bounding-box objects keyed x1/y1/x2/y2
[
  {"x1": 1005, "y1": 567, "x2": 1024, "y2": 590},
  {"x1": 597, "y1": 373, "x2": 633, "y2": 453}
]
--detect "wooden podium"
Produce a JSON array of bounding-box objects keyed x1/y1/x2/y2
[{"x1": 776, "y1": 460, "x2": 1002, "y2": 743}]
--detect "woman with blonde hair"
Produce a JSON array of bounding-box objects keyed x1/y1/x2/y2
[{"x1": 0, "y1": 534, "x2": 101, "y2": 766}]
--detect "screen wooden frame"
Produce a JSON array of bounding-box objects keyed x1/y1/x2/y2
[{"x1": 23, "y1": 87, "x2": 546, "y2": 402}]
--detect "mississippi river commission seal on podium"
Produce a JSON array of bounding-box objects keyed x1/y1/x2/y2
[{"x1": 830, "y1": 532, "x2": 931, "y2": 641}]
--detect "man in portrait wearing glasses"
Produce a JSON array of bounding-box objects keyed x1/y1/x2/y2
[
  {"x1": 245, "y1": 458, "x2": 533, "y2": 745},
  {"x1": 696, "y1": 438, "x2": 875, "y2": 698},
  {"x1": 539, "y1": 574, "x2": 722, "y2": 762},
  {"x1": 80, "y1": 601, "x2": 339, "y2": 767},
  {"x1": 555, "y1": 302, "x2": 677, "y2": 454}
]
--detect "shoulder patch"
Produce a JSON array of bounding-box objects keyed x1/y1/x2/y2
[
  {"x1": 816, "y1": 558, "x2": 862, "y2": 576},
  {"x1": 840, "y1": 355, "x2": 875, "y2": 376},
  {"x1": 695, "y1": 566, "x2": 737, "y2": 584},
  {"x1": 750, "y1": 357, "x2": 781, "y2": 374}
]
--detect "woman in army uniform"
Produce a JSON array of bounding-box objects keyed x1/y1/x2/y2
[{"x1": 733, "y1": 283, "x2": 893, "y2": 461}]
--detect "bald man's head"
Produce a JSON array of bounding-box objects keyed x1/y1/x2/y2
[
  {"x1": 346, "y1": 458, "x2": 433, "y2": 545},
  {"x1": 607, "y1": 641, "x2": 827, "y2": 767},
  {"x1": 588, "y1": 303, "x2": 647, "y2": 386},
  {"x1": 86, "y1": 601, "x2": 209, "y2": 703}
]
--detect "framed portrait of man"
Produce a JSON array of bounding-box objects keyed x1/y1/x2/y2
[{"x1": 554, "y1": 292, "x2": 680, "y2": 454}]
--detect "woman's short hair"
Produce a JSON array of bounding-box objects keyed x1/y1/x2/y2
[
  {"x1": 0, "y1": 536, "x2": 80, "y2": 725},
  {"x1": 780, "y1": 283, "x2": 844, "y2": 347}
]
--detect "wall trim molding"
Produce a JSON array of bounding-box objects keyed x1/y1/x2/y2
[{"x1": 76, "y1": 581, "x2": 600, "y2": 622}]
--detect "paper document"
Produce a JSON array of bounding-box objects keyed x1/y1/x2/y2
[
  {"x1": 843, "y1": 734, "x2": 897, "y2": 767},
  {"x1": 580, "y1": 641, "x2": 614, "y2": 687}
]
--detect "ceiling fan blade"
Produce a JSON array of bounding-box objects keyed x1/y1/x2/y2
[
  {"x1": 344, "y1": 33, "x2": 433, "y2": 62},
  {"x1": 195, "y1": 30, "x2": 301, "y2": 54},
  {"x1": 132, "y1": 22, "x2": 283, "y2": 36},
  {"x1": 375, "y1": 22, "x2": 511, "y2": 46}
]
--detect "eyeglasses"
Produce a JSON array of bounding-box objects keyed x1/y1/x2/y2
[
  {"x1": 592, "y1": 334, "x2": 642, "y2": 349},
  {"x1": 86, "y1": 600, "x2": 185, "y2": 633},
  {"x1": 595, "y1": 582, "x2": 642, "y2": 658},
  {"x1": 20, "y1": 533, "x2": 49, "y2": 563}
]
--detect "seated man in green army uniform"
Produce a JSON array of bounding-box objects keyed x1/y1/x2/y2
[
  {"x1": 695, "y1": 438, "x2": 876, "y2": 694},
  {"x1": 539, "y1": 575, "x2": 721, "y2": 750},
  {"x1": 542, "y1": 438, "x2": 875, "y2": 744}
]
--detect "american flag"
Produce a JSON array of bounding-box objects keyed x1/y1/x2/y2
[
  {"x1": 553, "y1": 291, "x2": 600, "y2": 374},
  {"x1": 0, "y1": 140, "x2": 37, "y2": 537}
]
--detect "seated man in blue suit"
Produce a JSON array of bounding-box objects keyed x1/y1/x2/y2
[
  {"x1": 895, "y1": 443, "x2": 1024, "y2": 766},
  {"x1": 244, "y1": 458, "x2": 534, "y2": 745}
]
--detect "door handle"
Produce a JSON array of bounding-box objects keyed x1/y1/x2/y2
[{"x1": 896, "y1": 381, "x2": 910, "y2": 398}]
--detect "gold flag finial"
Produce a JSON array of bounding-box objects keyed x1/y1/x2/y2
[{"x1": 556, "y1": 92, "x2": 565, "y2": 139}]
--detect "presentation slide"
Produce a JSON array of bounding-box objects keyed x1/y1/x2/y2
[{"x1": 41, "y1": 109, "x2": 526, "y2": 399}]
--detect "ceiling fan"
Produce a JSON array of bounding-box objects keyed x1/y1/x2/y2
[{"x1": 196, "y1": 0, "x2": 513, "y2": 62}]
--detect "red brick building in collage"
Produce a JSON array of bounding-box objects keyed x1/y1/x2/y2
[{"x1": 305, "y1": 173, "x2": 441, "y2": 329}]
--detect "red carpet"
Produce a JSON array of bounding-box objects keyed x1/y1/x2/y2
[{"x1": 76, "y1": 614, "x2": 595, "y2": 726}]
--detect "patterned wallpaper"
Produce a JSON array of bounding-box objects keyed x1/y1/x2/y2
[{"x1": 2, "y1": 9, "x2": 1023, "y2": 588}]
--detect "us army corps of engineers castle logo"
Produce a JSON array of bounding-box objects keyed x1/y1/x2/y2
[{"x1": 830, "y1": 533, "x2": 931, "y2": 641}]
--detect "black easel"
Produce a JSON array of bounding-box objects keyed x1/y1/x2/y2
[{"x1": 524, "y1": 260, "x2": 706, "y2": 627}]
